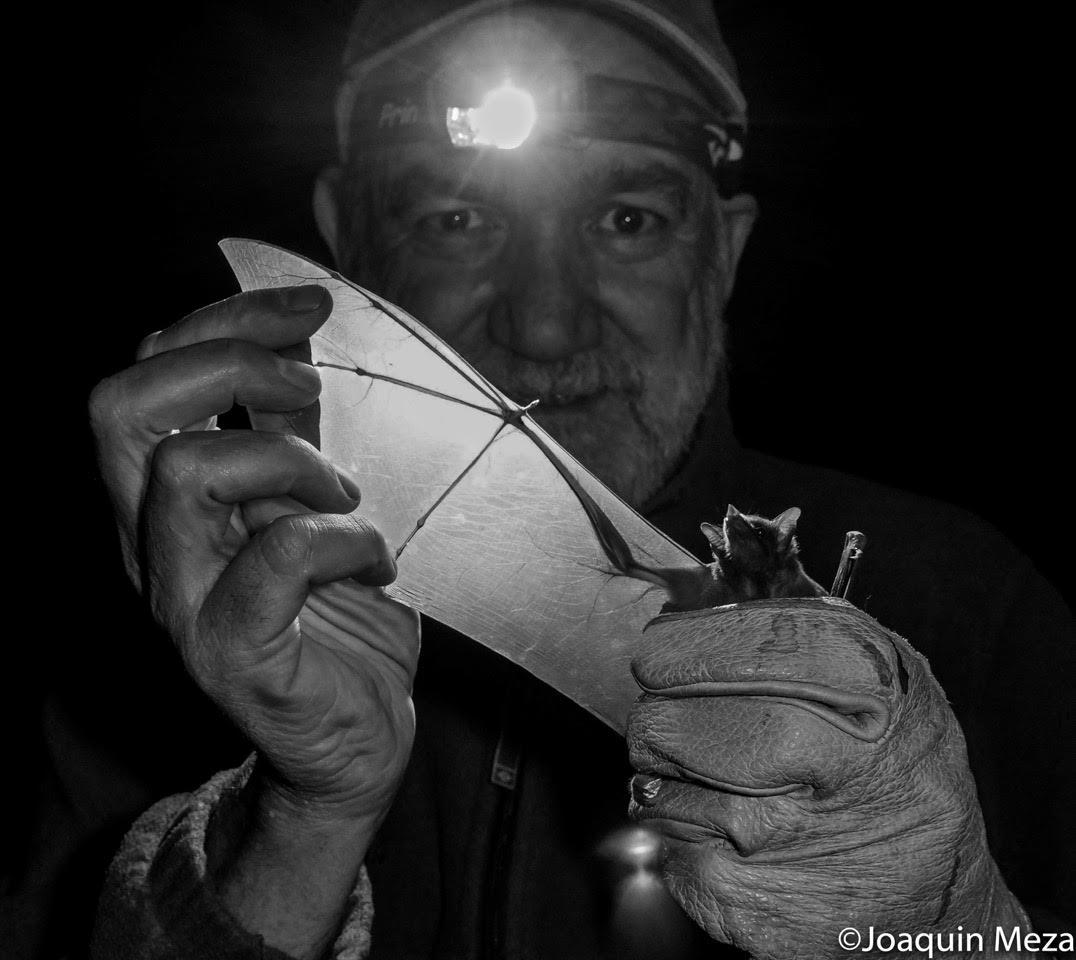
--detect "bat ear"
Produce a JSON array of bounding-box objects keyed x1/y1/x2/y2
[
  {"x1": 723, "y1": 508, "x2": 763, "y2": 565},
  {"x1": 724, "y1": 505, "x2": 751, "y2": 536},
  {"x1": 773, "y1": 507, "x2": 801, "y2": 544},
  {"x1": 700, "y1": 521, "x2": 726, "y2": 556}
]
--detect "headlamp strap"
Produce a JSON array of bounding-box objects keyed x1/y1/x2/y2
[{"x1": 347, "y1": 74, "x2": 745, "y2": 196}]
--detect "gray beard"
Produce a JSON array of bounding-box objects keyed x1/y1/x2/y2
[{"x1": 459, "y1": 330, "x2": 725, "y2": 509}]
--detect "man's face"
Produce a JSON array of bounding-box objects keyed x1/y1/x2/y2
[{"x1": 328, "y1": 10, "x2": 753, "y2": 508}]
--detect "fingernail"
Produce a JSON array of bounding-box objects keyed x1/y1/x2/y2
[
  {"x1": 278, "y1": 357, "x2": 321, "y2": 391},
  {"x1": 136, "y1": 330, "x2": 162, "y2": 360},
  {"x1": 284, "y1": 285, "x2": 329, "y2": 312},
  {"x1": 370, "y1": 548, "x2": 398, "y2": 585},
  {"x1": 381, "y1": 554, "x2": 398, "y2": 582},
  {"x1": 336, "y1": 470, "x2": 362, "y2": 502}
]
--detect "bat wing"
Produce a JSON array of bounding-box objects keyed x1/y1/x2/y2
[{"x1": 221, "y1": 239, "x2": 703, "y2": 732}]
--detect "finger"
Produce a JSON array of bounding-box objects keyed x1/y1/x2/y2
[
  {"x1": 628, "y1": 775, "x2": 792, "y2": 855},
  {"x1": 90, "y1": 342, "x2": 322, "y2": 552},
  {"x1": 103, "y1": 339, "x2": 321, "y2": 437},
  {"x1": 247, "y1": 340, "x2": 321, "y2": 447},
  {"x1": 627, "y1": 694, "x2": 854, "y2": 795},
  {"x1": 142, "y1": 292, "x2": 327, "y2": 447},
  {"x1": 195, "y1": 512, "x2": 397, "y2": 672},
  {"x1": 147, "y1": 429, "x2": 358, "y2": 523},
  {"x1": 633, "y1": 601, "x2": 899, "y2": 740},
  {"x1": 240, "y1": 495, "x2": 315, "y2": 535},
  {"x1": 143, "y1": 430, "x2": 360, "y2": 606},
  {"x1": 90, "y1": 285, "x2": 331, "y2": 588},
  {"x1": 248, "y1": 404, "x2": 321, "y2": 449},
  {"x1": 136, "y1": 285, "x2": 332, "y2": 361}
]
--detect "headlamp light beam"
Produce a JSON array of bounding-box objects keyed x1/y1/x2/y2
[{"x1": 446, "y1": 81, "x2": 537, "y2": 150}]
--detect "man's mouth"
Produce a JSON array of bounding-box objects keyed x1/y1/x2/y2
[{"x1": 534, "y1": 386, "x2": 610, "y2": 408}]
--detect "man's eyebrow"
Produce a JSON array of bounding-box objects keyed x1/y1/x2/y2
[
  {"x1": 578, "y1": 161, "x2": 694, "y2": 204},
  {"x1": 382, "y1": 162, "x2": 486, "y2": 209},
  {"x1": 378, "y1": 157, "x2": 697, "y2": 211}
]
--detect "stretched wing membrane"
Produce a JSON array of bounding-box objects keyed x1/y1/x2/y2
[{"x1": 221, "y1": 239, "x2": 702, "y2": 731}]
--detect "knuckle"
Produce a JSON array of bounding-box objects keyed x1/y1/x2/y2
[
  {"x1": 88, "y1": 374, "x2": 129, "y2": 437},
  {"x1": 149, "y1": 431, "x2": 204, "y2": 489},
  {"x1": 216, "y1": 336, "x2": 257, "y2": 371}
]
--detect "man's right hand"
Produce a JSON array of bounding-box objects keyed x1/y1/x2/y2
[{"x1": 89, "y1": 285, "x2": 421, "y2": 956}]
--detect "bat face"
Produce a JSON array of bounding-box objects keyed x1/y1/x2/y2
[{"x1": 710, "y1": 505, "x2": 826, "y2": 602}]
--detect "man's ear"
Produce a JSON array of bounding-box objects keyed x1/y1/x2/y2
[
  {"x1": 716, "y1": 191, "x2": 758, "y2": 298},
  {"x1": 313, "y1": 165, "x2": 344, "y2": 265}
]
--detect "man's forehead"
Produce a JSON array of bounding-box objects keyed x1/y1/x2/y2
[{"x1": 373, "y1": 139, "x2": 704, "y2": 206}]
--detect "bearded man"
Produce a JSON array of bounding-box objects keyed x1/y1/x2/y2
[{"x1": 73, "y1": 1, "x2": 1075, "y2": 958}]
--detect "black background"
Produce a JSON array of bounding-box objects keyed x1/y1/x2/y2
[{"x1": 30, "y1": 1, "x2": 1073, "y2": 729}]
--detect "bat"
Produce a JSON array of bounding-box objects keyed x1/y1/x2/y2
[{"x1": 646, "y1": 504, "x2": 828, "y2": 613}]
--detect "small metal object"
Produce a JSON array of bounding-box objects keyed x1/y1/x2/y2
[
  {"x1": 631, "y1": 775, "x2": 663, "y2": 806},
  {"x1": 830, "y1": 531, "x2": 867, "y2": 599}
]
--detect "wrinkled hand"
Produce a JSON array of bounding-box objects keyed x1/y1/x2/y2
[
  {"x1": 627, "y1": 598, "x2": 1027, "y2": 959},
  {"x1": 89, "y1": 286, "x2": 421, "y2": 823}
]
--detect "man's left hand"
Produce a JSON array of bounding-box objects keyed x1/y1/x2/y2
[{"x1": 627, "y1": 598, "x2": 1028, "y2": 959}]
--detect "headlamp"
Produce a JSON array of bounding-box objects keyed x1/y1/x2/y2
[
  {"x1": 348, "y1": 63, "x2": 745, "y2": 196},
  {"x1": 445, "y1": 81, "x2": 537, "y2": 149}
]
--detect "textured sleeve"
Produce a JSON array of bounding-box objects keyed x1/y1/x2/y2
[{"x1": 90, "y1": 755, "x2": 374, "y2": 960}]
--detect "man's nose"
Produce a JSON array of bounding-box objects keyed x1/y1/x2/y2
[{"x1": 487, "y1": 221, "x2": 601, "y2": 361}]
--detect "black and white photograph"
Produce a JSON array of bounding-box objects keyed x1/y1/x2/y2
[{"x1": 6, "y1": 2, "x2": 1073, "y2": 958}]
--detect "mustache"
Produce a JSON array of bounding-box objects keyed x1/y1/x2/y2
[{"x1": 463, "y1": 345, "x2": 647, "y2": 406}]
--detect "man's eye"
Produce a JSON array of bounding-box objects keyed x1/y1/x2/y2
[
  {"x1": 407, "y1": 204, "x2": 506, "y2": 260},
  {"x1": 595, "y1": 205, "x2": 664, "y2": 236},
  {"x1": 419, "y1": 208, "x2": 487, "y2": 233}
]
